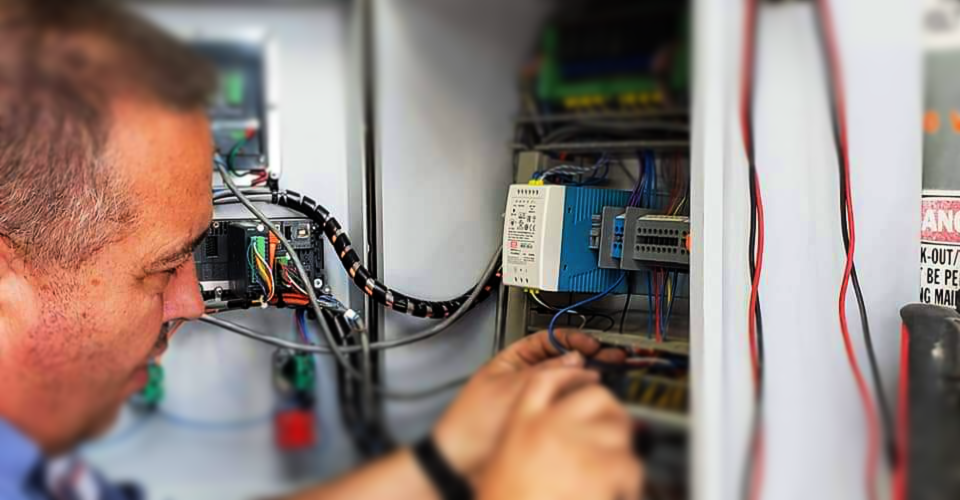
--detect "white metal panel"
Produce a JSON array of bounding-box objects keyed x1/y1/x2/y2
[{"x1": 375, "y1": 0, "x2": 550, "y2": 441}]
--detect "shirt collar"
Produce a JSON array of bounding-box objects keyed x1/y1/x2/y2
[{"x1": 0, "y1": 418, "x2": 42, "y2": 485}]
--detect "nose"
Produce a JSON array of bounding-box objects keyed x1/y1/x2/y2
[{"x1": 162, "y1": 262, "x2": 205, "y2": 322}]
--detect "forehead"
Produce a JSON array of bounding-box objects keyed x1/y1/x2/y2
[{"x1": 107, "y1": 100, "x2": 213, "y2": 247}]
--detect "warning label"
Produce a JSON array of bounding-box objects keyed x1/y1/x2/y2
[{"x1": 920, "y1": 193, "x2": 960, "y2": 306}]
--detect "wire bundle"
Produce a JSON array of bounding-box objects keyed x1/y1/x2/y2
[
  {"x1": 814, "y1": 1, "x2": 886, "y2": 498},
  {"x1": 740, "y1": 0, "x2": 766, "y2": 498},
  {"x1": 531, "y1": 154, "x2": 610, "y2": 185},
  {"x1": 223, "y1": 128, "x2": 269, "y2": 187}
]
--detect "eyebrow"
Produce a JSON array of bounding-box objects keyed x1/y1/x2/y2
[{"x1": 146, "y1": 229, "x2": 208, "y2": 272}]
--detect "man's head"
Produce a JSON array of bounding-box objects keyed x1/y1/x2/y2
[{"x1": 0, "y1": 0, "x2": 216, "y2": 453}]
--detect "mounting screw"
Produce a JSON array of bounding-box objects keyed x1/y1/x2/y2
[
  {"x1": 269, "y1": 170, "x2": 280, "y2": 180},
  {"x1": 322, "y1": 285, "x2": 332, "y2": 295},
  {"x1": 256, "y1": 223, "x2": 265, "y2": 232},
  {"x1": 214, "y1": 287, "x2": 223, "y2": 301},
  {"x1": 313, "y1": 278, "x2": 324, "y2": 289},
  {"x1": 212, "y1": 222, "x2": 220, "y2": 229}
]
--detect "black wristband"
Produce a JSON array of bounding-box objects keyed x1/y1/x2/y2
[{"x1": 412, "y1": 435, "x2": 474, "y2": 500}]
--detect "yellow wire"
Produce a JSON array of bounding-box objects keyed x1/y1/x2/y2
[
  {"x1": 253, "y1": 250, "x2": 274, "y2": 300},
  {"x1": 641, "y1": 382, "x2": 659, "y2": 406}
]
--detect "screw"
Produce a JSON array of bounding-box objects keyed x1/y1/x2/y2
[
  {"x1": 270, "y1": 171, "x2": 280, "y2": 180},
  {"x1": 256, "y1": 223, "x2": 265, "y2": 232},
  {"x1": 213, "y1": 222, "x2": 220, "y2": 229},
  {"x1": 322, "y1": 285, "x2": 332, "y2": 295},
  {"x1": 313, "y1": 278, "x2": 324, "y2": 289}
]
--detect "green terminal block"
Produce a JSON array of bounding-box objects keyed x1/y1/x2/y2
[
  {"x1": 132, "y1": 363, "x2": 164, "y2": 410},
  {"x1": 222, "y1": 70, "x2": 246, "y2": 107},
  {"x1": 291, "y1": 354, "x2": 316, "y2": 394},
  {"x1": 250, "y1": 235, "x2": 267, "y2": 282}
]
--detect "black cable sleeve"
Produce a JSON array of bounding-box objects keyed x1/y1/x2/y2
[
  {"x1": 812, "y1": 1, "x2": 896, "y2": 468},
  {"x1": 275, "y1": 190, "x2": 502, "y2": 319}
]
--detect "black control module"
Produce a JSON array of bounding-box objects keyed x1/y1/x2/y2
[{"x1": 194, "y1": 218, "x2": 325, "y2": 310}]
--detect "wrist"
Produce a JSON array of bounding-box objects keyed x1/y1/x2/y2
[
  {"x1": 432, "y1": 419, "x2": 476, "y2": 476},
  {"x1": 412, "y1": 434, "x2": 474, "y2": 500}
]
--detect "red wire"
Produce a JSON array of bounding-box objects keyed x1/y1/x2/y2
[
  {"x1": 748, "y1": 173, "x2": 765, "y2": 387},
  {"x1": 893, "y1": 323, "x2": 910, "y2": 500},
  {"x1": 740, "y1": 0, "x2": 765, "y2": 498},
  {"x1": 654, "y1": 270, "x2": 662, "y2": 343},
  {"x1": 817, "y1": 2, "x2": 880, "y2": 499}
]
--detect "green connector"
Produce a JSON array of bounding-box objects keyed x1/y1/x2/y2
[
  {"x1": 221, "y1": 70, "x2": 246, "y2": 107},
  {"x1": 250, "y1": 235, "x2": 267, "y2": 282},
  {"x1": 291, "y1": 354, "x2": 315, "y2": 393},
  {"x1": 133, "y1": 363, "x2": 164, "y2": 410}
]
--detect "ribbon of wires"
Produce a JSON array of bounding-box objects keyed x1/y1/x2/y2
[
  {"x1": 814, "y1": 2, "x2": 884, "y2": 499},
  {"x1": 740, "y1": 0, "x2": 766, "y2": 498}
]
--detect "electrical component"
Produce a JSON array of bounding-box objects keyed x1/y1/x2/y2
[
  {"x1": 193, "y1": 39, "x2": 278, "y2": 187},
  {"x1": 597, "y1": 208, "x2": 690, "y2": 270},
  {"x1": 194, "y1": 217, "x2": 324, "y2": 309},
  {"x1": 130, "y1": 362, "x2": 164, "y2": 412},
  {"x1": 630, "y1": 214, "x2": 690, "y2": 266},
  {"x1": 273, "y1": 348, "x2": 317, "y2": 451},
  {"x1": 503, "y1": 184, "x2": 630, "y2": 292}
]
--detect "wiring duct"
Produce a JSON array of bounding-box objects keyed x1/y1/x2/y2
[
  {"x1": 740, "y1": 0, "x2": 766, "y2": 498},
  {"x1": 813, "y1": 0, "x2": 892, "y2": 488},
  {"x1": 212, "y1": 159, "x2": 495, "y2": 400}
]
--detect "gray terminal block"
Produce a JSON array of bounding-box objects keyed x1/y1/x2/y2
[
  {"x1": 625, "y1": 210, "x2": 690, "y2": 267},
  {"x1": 620, "y1": 207, "x2": 656, "y2": 271},
  {"x1": 597, "y1": 206, "x2": 626, "y2": 270}
]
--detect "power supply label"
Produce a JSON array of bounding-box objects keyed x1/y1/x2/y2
[
  {"x1": 920, "y1": 193, "x2": 960, "y2": 306},
  {"x1": 505, "y1": 191, "x2": 542, "y2": 266}
]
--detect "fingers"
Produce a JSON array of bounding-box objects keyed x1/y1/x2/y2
[
  {"x1": 536, "y1": 351, "x2": 586, "y2": 370},
  {"x1": 592, "y1": 347, "x2": 629, "y2": 365},
  {"x1": 488, "y1": 329, "x2": 627, "y2": 374},
  {"x1": 516, "y1": 367, "x2": 599, "y2": 418}
]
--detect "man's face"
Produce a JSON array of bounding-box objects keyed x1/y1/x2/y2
[{"x1": 0, "y1": 100, "x2": 213, "y2": 452}]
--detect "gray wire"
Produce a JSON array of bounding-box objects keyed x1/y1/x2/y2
[
  {"x1": 199, "y1": 246, "x2": 500, "y2": 353},
  {"x1": 212, "y1": 157, "x2": 492, "y2": 398}
]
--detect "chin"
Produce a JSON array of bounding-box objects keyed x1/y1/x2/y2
[{"x1": 85, "y1": 399, "x2": 126, "y2": 442}]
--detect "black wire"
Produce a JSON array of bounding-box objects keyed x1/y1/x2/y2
[
  {"x1": 585, "y1": 314, "x2": 616, "y2": 332},
  {"x1": 619, "y1": 293, "x2": 633, "y2": 333},
  {"x1": 812, "y1": 1, "x2": 896, "y2": 468},
  {"x1": 742, "y1": 3, "x2": 764, "y2": 500}
]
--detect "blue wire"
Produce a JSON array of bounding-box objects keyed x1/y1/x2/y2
[
  {"x1": 295, "y1": 309, "x2": 332, "y2": 454},
  {"x1": 547, "y1": 273, "x2": 626, "y2": 353}
]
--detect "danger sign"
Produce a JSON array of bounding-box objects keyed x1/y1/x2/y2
[{"x1": 920, "y1": 194, "x2": 960, "y2": 306}]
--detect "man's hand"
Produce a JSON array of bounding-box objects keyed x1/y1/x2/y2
[
  {"x1": 477, "y1": 366, "x2": 642, "y2": 500},
  {"x1": 433, "y1": 329, "x2": 627, "y2": 479}
]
